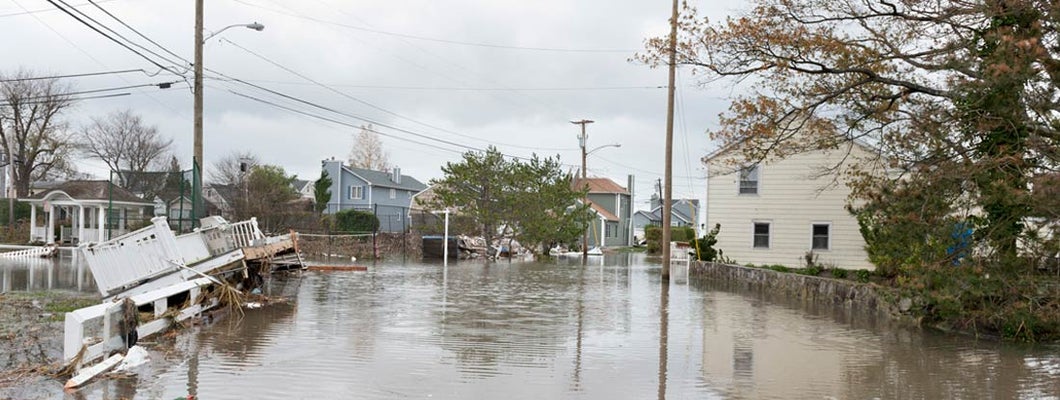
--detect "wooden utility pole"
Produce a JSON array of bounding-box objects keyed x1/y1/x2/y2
[
  {"x1": 661, "y1": 0, "x2": 679, "y2": 282},
  {"x1": 572, "y1": 119, "x2": 594, "y2": 263},
  {"x1": 193, "y1": 0, "x2": 204, "y2": 227}
]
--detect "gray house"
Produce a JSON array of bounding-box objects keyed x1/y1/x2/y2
[
  {"x1": 573, "y1": 176, "x2": 634, "y2": 247},
  {"x1": 632, "y1": 196, "x2": 700, "y2": 240},
  {"x1": 321, "y1": 159, "x2": 428, "y2": 232}
]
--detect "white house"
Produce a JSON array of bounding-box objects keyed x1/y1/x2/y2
[{"x1": 703, "y1": 142, "x2": 880, "y2": 270}]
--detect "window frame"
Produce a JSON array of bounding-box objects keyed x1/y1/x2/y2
[
  {"x1": 811, "y1": 223, "x2": 831, "y2": 251},
  {"x1": 738, "y1": 165, "x2": 759, "y2": 195},
  {"x1": 389, "y1": 188, "x2": 397, "y2": 199},
  {"x1": 348, "y1": 185, "x2": 364, "y2": 200},
  {"x1": 752, "y1": 221, "x2": 770, "y2": 249}
]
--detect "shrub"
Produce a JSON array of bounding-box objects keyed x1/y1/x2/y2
[
  {"x1": 0, "y1": 199, "x2": 31, "y2": 226},
  {"x1": 645, "y1": 225, "x2": 661, "y2": 253},
  {"x1": 689, "y1": 224, "x2": 721, "y2": 262},
  {"x1": 832, "y1": 268, "x2": 849, "y2": 279},
  {"x1": 855, "y1": 269, "x2": 871, "y2": 283},
  {"x1": 334, "y1": 209, "x2": 379, "y2": 233}
]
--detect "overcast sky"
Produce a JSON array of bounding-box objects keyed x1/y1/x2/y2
[{"x1": 1, "y1": 0, "x2": 741, "y2": 216}]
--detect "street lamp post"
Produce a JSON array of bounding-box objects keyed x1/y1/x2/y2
[
  {"x1": 193, "y1": 0, "x2": 262, "y2": 224},
  {"x1": 572, "y1": 119, "x2": 593, "y2": 261},
  {"x1": 571, "y1": 119, "x2": 621, "y2": 262}
]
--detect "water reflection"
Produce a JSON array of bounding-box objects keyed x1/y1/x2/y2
[
  {"x1": 46, "y1": 254, "x2": 1060, "y2": 399},
  {"x1": 0, "y1": 253, "x2": 96, "y2": 293}
]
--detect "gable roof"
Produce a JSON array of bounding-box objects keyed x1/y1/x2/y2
[
  {"x1": 344, "y1": 165, "x2": 428, "y2": 192},
  {"x1": 292, "y1": 179, "x2": 312, "y2": 191},
  {"x1": 25, "y1": 180, "x2": 150, "y2": 204},
  {"x1": 586, "y1": 199, "x2": 619, "y2": 221},
  {"x1": 572, "y1": 177, "x2": 629, "y2": 195}
]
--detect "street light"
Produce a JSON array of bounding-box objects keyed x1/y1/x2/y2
[
  {"x1": 194, "y1": 0, "x2": 263, "y2": 225},
  {"x1": 587, "y1": 143, "x2": 621, "y2": 156},
  {"x1": 571, "y1": 120, "x2": 621, "y2": 261},
  {"x1": 204, "y1": 22, "x2": 265, "y2": 42}
]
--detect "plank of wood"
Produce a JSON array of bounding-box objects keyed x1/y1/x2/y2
[
  {"x1": 306, "y1": 265, "x2": 368, "y2": 271},
  {"x1": 242, "y1": 239, "x2": 295, "y2": 261},
  {"x1": 64, "y1": 353, "x2": 123, "y2": 389}
]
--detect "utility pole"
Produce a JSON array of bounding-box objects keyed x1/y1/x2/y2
[
  {"x1": 572, "y1": 119, "x2": 594, "y2": 262},
  {"x1": 193, "y1": 0, "x2": 204, "y2": 227},
  {"x1": 661, "y1": 0, "x2": 679, "y2": 282}
]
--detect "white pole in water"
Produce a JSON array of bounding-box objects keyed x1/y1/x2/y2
[{"x1": 443, "y1": 209, "x2": 450, "y2": 268}]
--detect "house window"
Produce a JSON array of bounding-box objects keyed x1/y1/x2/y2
[
  {"x1": 812, "y1": 224, "x2": 830, "y2": 250},
  {"x1": 390, "y1": 188, "x2": 396, "y2": 199},
  {"x1": 348, "y1": 185, "x2": 364, "y2": 200},
  {"x1": 606, "y1": 222, "x2": 618, "y2": 238},
  {"x1": 753, "y1": 222, "x2": 770, "y2": 248},
  {"x1": 739, "y1": 165, "x2": 759, "y2": 195}
]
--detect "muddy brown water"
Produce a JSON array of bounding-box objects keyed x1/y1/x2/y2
[{"x1": 3, "y1": 253, "x2": 1059, "y2": 399}]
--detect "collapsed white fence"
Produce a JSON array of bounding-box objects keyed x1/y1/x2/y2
[
  {"x1": 0, "y1": 245, "x2": 58, "y2": 259},
  {"x1": 64, "y1": 215, "x2": 267, "y2": 379}
]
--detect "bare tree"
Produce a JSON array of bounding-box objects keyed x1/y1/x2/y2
[
  {"x1": 209, "y1": 151, "x2": 259, "y2": 186},
  {"x1": 348, "y1": 124, "x2": 390, "y2": 171},
  {"x1": 0, "y1": 70, "x2": 77, "y2": 197},
  {"x1": 79, "y1": 109, "x2": 172, "y2": 192}
]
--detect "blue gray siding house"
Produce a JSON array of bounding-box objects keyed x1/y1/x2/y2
[
  {"x1": 632, "y1": 196, "x2": 700, "y2": 240},
  {"x1": 573, "y1": 176, "x2": 635, "y2": 247},
  {"x1": 321, "y1": 159, "x2": 428, "y2": 232}
]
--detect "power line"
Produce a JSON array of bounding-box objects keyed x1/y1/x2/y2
[
  {"x1": 229, "y1": 0, "x2": 638, "y2": 53},
  {"x1": 43, "y1": 0, "x2": 182, "y2": 74},
  {"x1": 11, "y1": 0, "x2": 190, "y2": 121},
  {"x1": 87, "y1": 0, "x2": 191, "y2": 66},
  {"x1": 219, "y1": 38, "x2": 578, "y2": 152},
  {"x1": 0, "y1": 0, "x2": 118, "y2": 17},
  {"x1": 0, "y1": 92, "x2": 130, "y2": 106},
  {"x1": 214, "y1": 80, "x2": 580, "y2": 168},
  {"x1": 0, "y1": 68, "x2": 162, "y2": 82},
  {"x1": 217, "y1": 78, "x2": 665, "y2": 92},
  {"x1": 225, "y1": 89, "x2": 467, "y2": 156}
]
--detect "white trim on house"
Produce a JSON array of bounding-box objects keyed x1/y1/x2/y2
[
  {"x1": 705, "y1": 145, "x2": 880, "y2": 270},
  {"x1": 752, "y1": 220, "x2": 771, "y2": 250},
  {"x1": 810, "y1": 222, "x2": 831, "y2": 252}
]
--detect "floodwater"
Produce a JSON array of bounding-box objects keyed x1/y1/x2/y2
[
  {"x1": 6, "y1": 253, "x2": 1060, "y2": 399},
  {"x1": 0, "y1": 253, "x2": 96, "y2": 294}
]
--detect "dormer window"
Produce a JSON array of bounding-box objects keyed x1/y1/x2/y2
[{"x1": 739, "y1": 165, "x2": 759, "y2": 195}]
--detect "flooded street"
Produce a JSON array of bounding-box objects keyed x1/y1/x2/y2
[{"x1": 6, "y1": 253, "x2": 1060, "y2": 399}]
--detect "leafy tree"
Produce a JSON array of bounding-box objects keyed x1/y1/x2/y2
[
  {"x1": 240, "y1": 164, "x2": 299, "y2": 231},
  {"x1": 640, "y1": 0, "x2": 1060, "y2": 269},
  {"x1": 427, "y1": 146, "x2": 511, "y2": 250},
  {"x1": 334, "y1": 209, "x2": 379, "y2": 233},
  {"x1": 0, "y1": 70, "x2": 78, "y2": 196},
  {"x1": 506, "y1": 154, "x2": 592, "y2": 255},
  {"x1": 348, "y1": 124, "x2": 390, "y2": 171},
  {"x1": 425, "y1": 146, "x2": 590, "y2": 256},
  {"x1": 79, "y1": 109, "x2": 172, "y2": 194},
  {"x1": 314, "y1": 169, "x2": 332, "y2": 213}
]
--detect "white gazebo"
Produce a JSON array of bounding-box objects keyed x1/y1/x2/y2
[{"x1": 19, "y1": 180, "x2": 154, "y2": 245}]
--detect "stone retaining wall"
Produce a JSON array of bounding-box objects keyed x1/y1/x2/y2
[{"x1": 690, "y1": 261, "x2": 901, "y2": 319}]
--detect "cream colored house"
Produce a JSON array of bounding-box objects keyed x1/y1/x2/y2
[{"x1": 704, "y1": 142, "x2": 879, "y2": 270}]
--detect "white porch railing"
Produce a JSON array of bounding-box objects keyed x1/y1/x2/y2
[
  {"x1": 79, "y1": 218, "x2": 186, "y2": 297},
  {"x1": 228, "y1": 217, "x2": 265, "y2": 248},
  {"x1": 63, "y1": 277, "x2": 218, "y2": 384}
]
